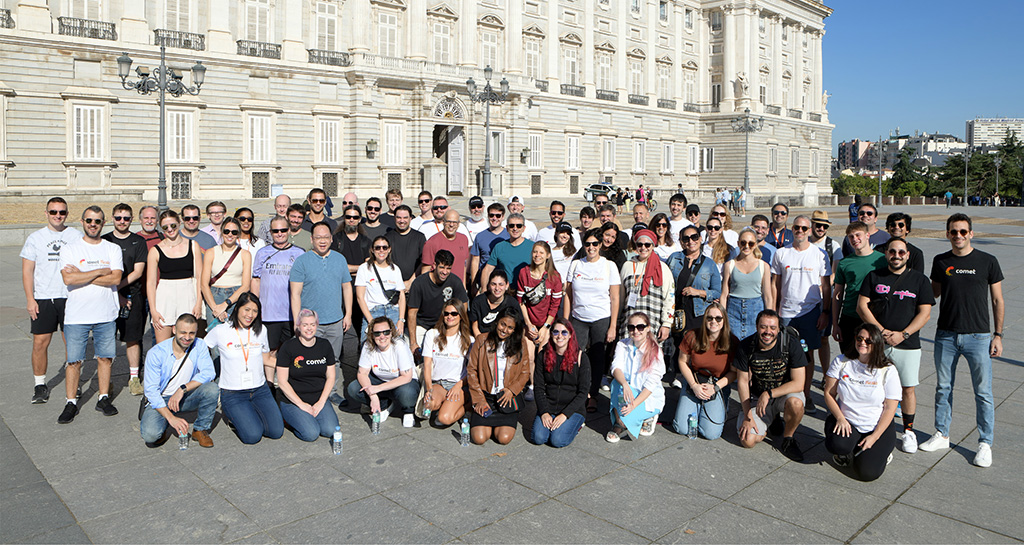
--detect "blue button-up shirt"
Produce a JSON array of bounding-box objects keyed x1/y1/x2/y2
[{"x1": 143, "y1": 337, "x2": 215, "y2": 410}]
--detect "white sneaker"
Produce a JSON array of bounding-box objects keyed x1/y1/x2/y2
[
  {"x1": 901, "y1": 430, "x2": 919, "y2": 453},
  {"x1": 973, "y1": 443, "x2": 992, "y2": 468},
  {"x1": 670, "y1": 377, "x2": 683, "y2": 389},
  {"x1": 918, "y1": 432, "x2": 950, "y2": 452},
  {"x1": 600, "y1": 376, "x2": 611, "y2": 392},
  {"x1": 403, "y1": 413, "x2": 415, "y2": 428},
  {"x1": 378, "y1": 408, "x2": 390, "y2": 424}
]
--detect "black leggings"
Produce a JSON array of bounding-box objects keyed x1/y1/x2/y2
[
  {"x1": 824, "y1": 414, "x2": 896, "y2": 482},
  {"x1": 571, "y1": 317, "x2": 610, "y2": 397}
]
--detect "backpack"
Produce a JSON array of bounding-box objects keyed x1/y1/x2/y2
[{"x1": 778, "y1": 325, "x2": 805, "y2": 364}]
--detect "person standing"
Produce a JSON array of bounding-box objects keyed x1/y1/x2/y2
[
  {"x1": 506, "y1": 196, "x2": 539, "y2": 241},
  {"x1": 381, "y1": 188, "x2": 403, "y2": 228},
  {"x1": 21, "y1": 197, "x2": 82, "y2": 403},
  {"x1": 465, "y1": 196, "x2": 489, "y2": 242},
  {"x1": 766, "y1": 204, "x2": 793, "y2": 249},
  {"x1": 807, "y1": 211, "x2": 843, "y2": 387},
  {"x1": 354, "y1": 236, "x2": 407, "y2": 341},
  {"x1": 842, "y1": 203, "x2": 890, "y2": 256},
  {"x1": 251, "y1": 216, "x2": 306, "y2": 382},
  {"x1": 410, "y1": 190, "x2": 434, "y2": 231},
  {"x1": 102, "y1": 203, "x2": 148, "y2": 396},
  {"x1": 418, "y1": 196, "x2": 470, "y2": 241},
  {"x1": 147, "y1": 211, "x2": 203, "y2": 344},
  {"x1": 480, "y1": 213, "x2": 533, "y2": 289},
  {"x1": 944, "y1": 190, "x2": 953, "y2": 208},
  {"x1": 750, "y1": 214, "x2": 775, "y2": 265},
  {"x1": 333, "y1": 205, "x2": 371, "y2": 276},
  {"x1": 201, "y1": 217, "x2": 252, "y2": 331},
  {"x1": 136, "y1": 205, "x2": 163, "y2": 250},
  {"x1": 385, "y1": 205, "x2": 427, "y2": 291},
  {"x1": 257, "y1": 194, "x2": 292, "y2": 244},
  {"x1": 362, "y1": 197, "x2": 391, "y2": 240},
  {"x1": 301, "y1": 188, "x2": 338, "y2": 233},
  {"x1": 883, "y1": 213, "x2": 925, "y2": 273},
  {"x1": 421, "y1": 209, "x2": 472, "y2": 282},
  {"x1": 200, "y1": 201, "x2": 227, "y2": 245},
  {"x1": 667, "y1": 194, "x2": 692, "y2": 245},
  {"x1": 537, "y1": 201, "x2": 582, "y2": 248},
  {"x1": 57, "y1": 206, "x2": 124, "y2": 424},
  {"x1": 920, "y1": 214, "x2": 1004, "y2": 468},
  {"x1": 469, "y1": 269, "x2": 521, "y2": 336},
  {"x1": 407, "y1": 250, "x2": 469, "y2": 353},
  {"x1": 832, "y1": 222, "x2": 886, "y2": 353},
  {"x1": 234, "y1": 208, "x2": 266, "y2": 254},
  {"x1": 721, "y1": 228, "x2": 773, "y2": 341},
  {"x1": 857, "y1": 237, "x2": 934, "y2": 454},
  {"x1": 285, "y1": 204, "x2": 309, "y2": 250},
  {"x1": 179, "y1": 204, "x2": 217, "y2": 250}
]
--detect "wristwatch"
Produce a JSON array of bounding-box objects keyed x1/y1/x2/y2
[
  {"x1": 902, "y1": 331, "x2": 910, "y2": 340},
  {"x1": 180, "y1": 384, "x2": 188, "y2": 391},
  {"x1": 993, "y1": 332, "x2": 1003, "y2": 338}
]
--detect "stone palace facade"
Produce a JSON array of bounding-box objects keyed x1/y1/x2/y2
[{"x1": 0, "y1": 0, "x2": 832, "y2": 203}]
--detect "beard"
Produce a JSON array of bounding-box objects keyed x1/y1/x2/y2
[{"x1": 344, "y1": 224, "x2": 359, "y2": 235}]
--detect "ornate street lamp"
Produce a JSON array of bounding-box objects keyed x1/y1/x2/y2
[
  {"x1": 466, "y1": 65, "x2": 509, "y2": 197},
  {"x1": 730, "y1": 108, "x2": 764, "y2": 194}
]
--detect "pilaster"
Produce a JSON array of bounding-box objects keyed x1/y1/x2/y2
[
  {"x1": 16, "y1": 0, "x2": 52, "y2": 33},
  {"x1": 207, "y1": 0, "x2": 235, "y2": 54},
  {"x1": 282, "y1": 0, "x2": 306, "y2": 62}
]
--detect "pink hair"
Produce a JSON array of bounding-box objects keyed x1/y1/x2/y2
[{"x1": 627, "y1": 312, "x2": 661, "y2": 374}]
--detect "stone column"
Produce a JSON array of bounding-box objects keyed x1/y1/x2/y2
[
  {"x1": 507, "y1": 0, "x2": 523, "y2": 73},
  {"x1": 281, "y1": 0, "x2": 305, "y2": 62},
  {"x1": 581, "y1": 0, "x2": 594, "y2": 89},
  {"x1": 793, "y1": 23, "x2": 804, "y2": 112},
  {"x1": 748, "y1": 7, "x2": 759, "y2": 111},
  {"x1": 771, "y1": 15, "x2": 782, "y2": 107},
  {"x1": 546, "y1": 0, "x2": 558, "y2": 85},
  {"x1": 460, "y1": 0, "x2": 477, "y2": 66},
  {"x1": 348, "y1": 0, "x2": 372, "y2": 53},
  {"x1": 119, "y1": 0, "x2": 149, "y2": 43},
  {"x1": 697, "y1": 9, "x2": 708, "y2": 103},
  {"x1": 646, "y1": 0, "x2": 656, "y2": 102},
  {"x1": 408, "y1": 0, "x2": 427, "y2": 60},
  {"x1": 722, "y1": 6, "x2": 736, "y2": 110},
  {"x1": 16, "y1": 0, "x2": 51, "y2": 33},
  {"x1": 615, "y1": 0, "x2": 627, "y2": 95},
  {"x1": 207, "y1": 0, "x2": 235, "y2": 54},
  {"x1": 813, "y1": 29, "x2": 824, "y2": 115}
]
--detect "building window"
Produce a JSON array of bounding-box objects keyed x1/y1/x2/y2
[
  {"x1": 245, "y1": 0, "x2": 271, "y2": 42},
  {"x1": 603, "y1": 138, "x2": 615, "y2": 171},
  {"x1": 657, "y1": 64, "x2": 671, "y2": 99},
  {"x1": 711, "y1": 82, "x2": 722, "y2": 107},
  {"x1": 629, "y1": 59, "x2": 643, "y2": 95},
  {"x1": 768, "y1": 146, "x2": 778, "y2": 173},
  {"x1": 710, "y1": 11, "x2": 722, "y2": 31},
  {"x1": 383, "y1": 121, "x2": 403, "y2": 166},
  {"x1": 811, "y1": 150, "x2": 819, "y2": 176},
  {"x1": 318, "y1": 117, "x2": 341, "y2": 164},
  {"x1": 316, "y1": 1, "x2": 338, "y2": 51},
  {"x1": 432, "y1": 21, "x2": 451, "y2": 64},
  {"x1": 802, "y1": 82, "x2": 810, "y2": 111},
  {"x1": 782, "y1": 77, "x2": 790, "y2": 108},
  {"x1": 248, "y1": 113, "x2": 272, "y2": 163},
  {"x1": 167, "y1": 110, "x2": 194, "y2": 162},
  {"x1": 688, "y1": 144, "x2": 698, "y2": 173},
  {"x1": 562, "y1": 46, "x2": 580, "y2": 85},
  {"x1": 69, "y1": 0, "x2": 101, "y2": 20},
  {"x1": 790, "y1": 148, "x2": 799, "y2": 175},
  {"x1": 72, "y1": 104, "x2": 104, "y2": 161},
  {"x1": 684, "y1": 8, "x2": 692, "y2": 30},
  {"x1": 165, "y1": 0, "x2": 191, "y2": 31},
  {"x1": 490, "y1": 129, "x2": 505, "y2": 166},
  {"x1": 528, "y1": 132, "x2": 542, "y2": 169},
  {"x1": 684, "y1": 69, "x2": 695, "y2": 102},
  {"x1": 633, "y1": 140, "x2": 645, "y2": 173},
  {"x1": 658, "y1": 0, "x2": 668, "y2": 21},
  {"x1": 525, "y1": 39, "x2": 541, "y2": 78},
  {"x1": 481, "y1": 30, "x2": 499, "y2": 69},
  {"x1": 702, "y1": 147, "x2": 714, "y2": 172},
  {"x1": 378, "y1": 11, "x2": 398, "y2": 57},
  {"x1": 597, "y1": 53, "x2": 613, "y2": 90},
  {"x1": 661, "y1": 142, "x2": 674, "y2": 173},
  {"x1": 759, "y1": 84, "x2": 767, "y2": 105},
  {"x1": 566, "y1": 135, "x2": 580, "y2": 170}
]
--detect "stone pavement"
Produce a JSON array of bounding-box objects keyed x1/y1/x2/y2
[{"x1": 1, "y1": 202, "x2": 1022, "y2": 544}]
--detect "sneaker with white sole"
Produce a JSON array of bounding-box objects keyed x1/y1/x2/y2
[
  {"x1": 670, "y1": 377, "x2": 683, "y2": 389},
  {"x1": 804, "y1": 396, "x2": 818, "y2": 415},
  {"x1": 600, "y1": 376, "x2": 611, "y2": 392},
  {"x1": 901, "y1": 430, "x2": 919, "y2": 453},
  {"x1": 639, "y1": 417, "x2": 657, "y2": 436},
  {"x1": 919, "y1": 432, "x2": 950, "y2": 452},
  {"x1": 973, "y1": 443, "x2": 992, "y2": 468},
  {"x1": 32, "y1": 384, "x2": 50, "y2": 404},
  {"x1": 378, "y1": 408, "x2": 390, "y2": 424},
  {"x1": 128, "y1": 376, "x2": 144, "y2": 396},
  {"x1": 403, "y1": 414, "x2": 415, "y2": 428}
]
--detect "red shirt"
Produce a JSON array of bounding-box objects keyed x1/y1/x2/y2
[
  {"x1": 421, "y1": 232, "x2": 471, "y2": 281},
  {"x1": 515, "y1": 267, "x2": 564, "y2": 327}
]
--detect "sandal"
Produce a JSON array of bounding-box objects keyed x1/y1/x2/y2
[{"x1": 605, "y1": 425, "x2": 626, "y2": 443}]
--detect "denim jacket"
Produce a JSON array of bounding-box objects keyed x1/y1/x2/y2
[
  {"x1": 666, "y1": 251, "x2": 722, "y2": 317},
  {"x1": 143, "y1": 337, "x2": 216, "y2": 410}
]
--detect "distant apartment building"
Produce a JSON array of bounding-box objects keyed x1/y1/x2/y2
[
  {"x1": 837, "y1": 138, "x2": 873, "y2": 170},
  {"x1": 885, "y1": 131, "x2": 966, "y2": 168},
  {"x1": 966, "y1": 117, "x2": 1023, "y2": 149}
]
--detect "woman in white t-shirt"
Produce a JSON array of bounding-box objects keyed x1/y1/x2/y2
[
  {"x1": 422, "y1": 300, "x2": 471, "y2": 426},
  {"x1": 824, "y1": 323, "x2": 901, "y2": 481},
  {"x1": 564, "y1": 228, "x2": 621, "y2": 413},
  {"x1": 355, "y1": 236, "x2": 407, "y2": 342},
  {"x1": 206, "y1": 292, "x2": 283, "y2": 444},
  {"x1": 346, "y1": 316, "x2": 420, "y2": 428},
  {"x1": 650, "y1": 213, "x2": 681, "y2": 261},
  {"x1": 551, "y1": 222, "x2": 577, "y2": 281},
  {"x1": 607, "y1": 312, "x2": 666, "y2": 442}
]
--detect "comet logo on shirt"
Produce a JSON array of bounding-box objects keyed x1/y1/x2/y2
[{"x1": 293, "y1": 355, "x2": 305, "y2": 368}]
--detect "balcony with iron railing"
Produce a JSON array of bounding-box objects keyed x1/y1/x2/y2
[
  {"x1": 596, "y1": 89, "x2": 619, "y2": 101},
  {"x1": 308, "y1": 49, "x2": 351, "y2": 66},
  {"x1": 58, "y1": 17, "x2": 116, "y2": 40},
  {"x1": 154, "y1": 29, "x2": 205, "y2": 51},
  {"x1": 237, "y1": 39, "x2": 281, "y2": 59},
  {"x1": 808, "y1": 112, "x2": 822, "y2": 122},
  {"x1": 535, "y1": 79, "x2": 549, "y2": 92},
  {"x1": 1, "y1": 8, "x2": 14, "y2": 29},
  {"x1": 560, "y1": 84, "x2": 585, "y2": 97},
  {"x1": 787, "y1": 108, "x2": 803, "y2": 119},
  {"x1": 657, "y1": 98, "x2": 676, "y2": 109},
  {"x1": 765, "y1": 105, "x2": 781, "y2": 115},
  {"x1": 628, "y1": 94, "x2": 649, "y2": 105},
  {"x1": 683, "y1": 102, "x2": 719, "y2": 113}
]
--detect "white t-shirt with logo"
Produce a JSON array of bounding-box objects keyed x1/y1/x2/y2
[
  {"x1": 771, "y1": 244, "x2": 828, "y2": 319},
  {"x1": 422, "y1": 329, "x2": 468, "y2": 383},
  {"x1": 354, "y1": 262, "x2": 405, "y2": 308},
  {"x1": 566, "y1": 257, "x2": 621, "y2": 322},
  {"x1": 206, "y1": 324, "x2": 270, "y2": 391},
  {"x1": 466, "y1": 217, "x2": 489, "y2": 243},
  {"x1": 827, "y1": 355, "x2": 902, "y2": 433},
  {"x1": 359, "y1": 338, "x2": 415, "y2": 380},
  {"x1": 20, "y1": 226, "x2": 83, "y2": 299},
  {"x1": 669, "y1": 218, "x2": 694, "y2": 244},
  {"x1": 59, "y1": 238, "x2": 123, "y2": 325}
]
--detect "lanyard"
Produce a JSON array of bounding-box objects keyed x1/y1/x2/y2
[
  {"x1": 235, "y1": 328, "x2": 251, "y2": 372},
  {"x1": 631, "y1": 262, "x2": 643, "y2": 289}
]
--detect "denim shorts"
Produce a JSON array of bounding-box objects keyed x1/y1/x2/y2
[{"x1": 65, "y1": 321, "x2": 117, "y2": 362}]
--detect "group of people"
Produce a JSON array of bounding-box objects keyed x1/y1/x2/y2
[
  {"x1": 21, "y1": 188, "x2": 1003, "y2": 480},
  {"x1": 714, "y1": 187, "x2": 747, "y2": 217}
]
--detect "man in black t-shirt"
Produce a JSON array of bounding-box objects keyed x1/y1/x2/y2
[
  {"x1": 857, "y1": 237, "x2": 934, "y2": 454},
  {"x1": 102, "y1": 203, "x2": 149, "y2": 395},
  {"x1": 734, "y1": 310, "x2": 808, "y2": 462},
  {"x1": 407, "y1": 250, "x2": 468, "y2": 355},
  {"x1": 883, "y1": 212, "x2": 925, "y2": 273},
  {"x1": 385, "y1": 205, "x2": 426, "y2": 291},
  {"x1": 920, "y1": 214, "x2": 1004, "y2": 468}
]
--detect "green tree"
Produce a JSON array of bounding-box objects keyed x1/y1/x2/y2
[
  {"x1": 890, "y1": 146, "x2": 926, "y2": 197},
  {"x1": 832, "y1": 173, "x2": 888, "y2": 197}
]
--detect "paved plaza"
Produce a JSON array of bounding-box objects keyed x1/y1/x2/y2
[{"x1": 2, "y1": 202, "x2": 1023, "y2": 544}]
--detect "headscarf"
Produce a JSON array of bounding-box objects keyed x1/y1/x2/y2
[{"x1": 632, "y1": 229, "x2": 663, "y2": 297}]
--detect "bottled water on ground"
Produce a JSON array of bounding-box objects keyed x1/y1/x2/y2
[
  {"x1": 371, "y1": 411, "x2": 381, "y2": 435},
  {"x1": 687, "y1": 414, "x2": 698, "y2": 439},
  {"x1": 332, "y1": 426, "x2": 343, "y2": 455},
  {"x1": 178, "y1": 432, "x2": 189, "y2": 450},
  {"x1": 460, "y1": 418, "x2": 471, "y2": 447}
]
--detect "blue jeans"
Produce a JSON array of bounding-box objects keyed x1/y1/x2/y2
[
  {"x1": 65, "y1": 321, "x2": 116, "y2": 362},
  {"x1": 727, "y1": 297, "x2": 763, "y2": 341},
  {"x1": 672, "y1": 385, "x2": 730, "y2": 440},
  {"x1": 346, "y1": 373, "x2": 420, "y2": 414},
  {"x1": 933, "y1": 330, "x2": 995, "y2": 445},
  {"x1": 530, "y1": 412, "x2": 586, "y2": 447},
  {"x1": 220, "y1": 384, "x2": 284, "y2": 444},
  {"x1": 279, "y1": 400, "x2": 340, "y2": 442},
  {"x1": 360, "y1": 304, "x2": 400, "y2": 344},
  {"x1": 206, "y1": 286, "x2": 239, "y2": 331},
  {"x1": 140, "y1": 382, "x2": 220, "y2": 444}
]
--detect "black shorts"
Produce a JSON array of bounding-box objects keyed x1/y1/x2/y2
[
  {"x1": 30, "y1": 298, "x2": 66, "y2": 335},
  {"x1": 265, "y1": 321, "x2": 294, "y2": 350},
  {"x1": 116, "y1": 298, "x2": 147, "y2": 343}
]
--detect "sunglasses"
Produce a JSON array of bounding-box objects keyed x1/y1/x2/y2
[
  {"x1": 83, "y1": 218, "x2": 103, "y2": 225},
  {"x1": 310, "y1": 199, "x2": 326, "y2": 204},
  {"x1": 858, "y1": 211, "x2": 876, "y2": 217},
  {"x1": 710, "y1": 212, "x2": 724, "y2": 217},
  {"x1": 507, "y1": 223, "x2": 524, "y2": 229},
  {"x1": 161, "y1": 223, "x2": 178, "y2": 231},
  {"x1": 551, "y1": 329, "x2": 570, "y2": 337},
  {"x1": 772, "y1": 210, "x2": 788, "y2": 216},
  {"x1": 813, "y1": 223, "x2": 828, "y2": 229},
  {"x1": 887, "y1": 249, "x2": 908, "y2": 256},
  {"x1": 366, "y1": 206, "x2": 381, "y2": 212},
  {"x1": 270, "y1": 228, "x2": 289, "y2": 234},
  {"x1": 855, "y1": 336, "x2": 873, "y2": 345},
  {"x1": 470, "y1": 203, "x2": 483, "y2": 209},
  {"x1": 372, "y1": 330, "x2": 392, "y2": 337},
  {"x1": 687, "y1": 211, "x2": 699, "y2": 216},
  {"x1": 419, "y1": 199, "x2": 432, "y2": 204},
  {"x1": 683, "y1": 233, "x2": 702, "y2": 242},
  {"x1": 442, "y1": 311, "x2": 460, "y2": 317},
  {"x1": 237, "y1": 216, "x2": 253, "y2": 222},
  {"x1": 489, "y1": 213, "x2": 504, "y2": 218},
  {"x1": 344, "y1": 215, "x2": 361, "y2": 220},
  {"x1": 739, "y1": 240, "x2": 757, "y2": 248},
  {"x1": 48, "y1": 209, "x2": 69, "y2": 216},
  {"x1": 432, "y1": 205, "x2": 449, "y2": 211},
  {"x1": 626, "y1": 323, "x2": 648, "y2": 333},
  {"x1": 584, "y1": 240, "x2": 601, "y2": 247},
  {"x1": 635, "y1": 242, "x2": 654, "y2": 249},
  {"x1": 706, "y1": 315, "x2": 724, "y2": 323},
  {"x1": 183, "y1": 215, "x2": 200, "y2": 222},
  {"x1": 550, "y1": 210, "x2": 564, "y2": 215},
  {"x1": 948, "y1": 228, "x2": 969, "y2": 237},
  {"x1": 113, "y1": 215, "x2": 132, "y2": 222},
  {"x1": 707, "y1": 225, "x2": 722, "y2": 231},
  {"x1": 373, "y1": 245, "x2": 390, "y2": 251},
  {"x1": 655, "y1": 223, "x2": 669, "y2": 228},
  {"x1": 792, "y1": 225, "x2": 810, "y2": 232},
  {"x1": 222, "y1": 229, "x2": 240, "y2": 236},
  {"x1": 891, "y1": 222, "x2": 906, "y2": 229},
  {"x1": 342, "y1": 201, "x2": 355, "y2": 206}
]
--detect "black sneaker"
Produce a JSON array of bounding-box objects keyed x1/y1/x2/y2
[
  {"x1": 832, "y1": 454, "x2": 851, "y2": 467},
  {"x1": 768, "y1": 414, "x2": 784, "y2": 436},
  {"x1": 95, "y1": 396, "x2": 119, "y2": 417},
  {"x1": 780, "y1": 436, "x2": 804, "y2": 462},
  {"x1": 32, "y1": 384, "x2": 50, "y2": 404},
  {"x1": 57, "y1": 402, "x2": 78, "y2": 424}
]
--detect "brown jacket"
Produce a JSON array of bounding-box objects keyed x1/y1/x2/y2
[{"x1": 466, "y1": 333, "x2": 532, "y2": 407}]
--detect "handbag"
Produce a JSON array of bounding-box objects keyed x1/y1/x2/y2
[
  {"x1": 138, "y1": 341, "x2": 195, "y2": 420},
  {"x1": 372, "y1": 262, "x2": 401, "y2": 306},
  {"x1": 523, "y1": 273, "x2": 548, "y2": 306}
]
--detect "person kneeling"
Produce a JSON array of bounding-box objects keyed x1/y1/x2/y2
[
  {"x1": 140, "y1": 313, "x2": 219, "y2": 448},
  {"x1": 277, "y1": 309, "x2": 339, "y2": 441},
  {"x1": 531, "y1": 318, "x2": 589, "y2": 448},
  {"x1": 467, "y1": 310, "x2": 531, "y2": 445},
  {"x1": 347, "y1": 317, "x2": 420, "y2": 429},
  {"x1": 824, "y1": 324, "x2": 901, "y2": 481}
]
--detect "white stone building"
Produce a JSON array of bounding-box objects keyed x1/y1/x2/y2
[
  {"x1": 966, "y1": 117, "x2": 1023, "y2": 150},
  {"x1": 0, "y1": 0, "x2": 833, "y2": 205}
]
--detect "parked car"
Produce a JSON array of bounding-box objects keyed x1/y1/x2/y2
[{"x1": 583, "y1": 182, "x2": 619, "y2": 202}]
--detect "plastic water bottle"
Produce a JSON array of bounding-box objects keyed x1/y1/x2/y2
[
  {"x1": 371, "y1": 411, "x2": 381, "y2": 435},
  {"x1": 422, "y1": 392, "x2": 432, "y2": 420},
  {"x1": 178, "y1": 432, "x2": 189, "y2": 450},
  {"x1": 800, "y1": 338, "x2": 808, "y2": 353},
  {"x1": 332, "y1": 426, "x2": 343, "y2": 454},
  {"x1": 460, "y1": 418, "x2": 471, "y2": 447},
  {"x1": 687, "y1": 414, "x2": 698, "y2": 439}
]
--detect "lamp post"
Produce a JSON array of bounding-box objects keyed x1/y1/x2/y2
[
  {"x1": 117, "y1": 45, "x2": 206, "y2": 211},
  {"x1": 994, "y1": 155, "x2": 1002, "y2": 202},
  {"x1": 730, "y1": 108, "x2": 764, "y2": 194},
  {"x1": 963, "y1": 147, "x2": 970, "y2": 207},
  {"x1": 466, "y1": 66, "x2": 509, "y2": 197}
]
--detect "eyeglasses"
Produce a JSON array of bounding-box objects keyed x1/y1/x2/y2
[
  {"x1": 635, "y1": 242, "x2": 654, "y2": 249},
  {"x1": 739, "y1": 240, "x2": 757, "y2": 248},
  {"x1": 892, "y1": 222, "x2": 906, "y2": 229},
  {"x1": 550, "y1": 210, "x2": 564, "y2": 215},
  {"x1": 772, "y1": 210, "x2": 788, "y2": 216},
  {"x1": 551, "y1": 329, "x2": 571, "y2": 337},
  {"x1": 372, "y1": 330, "x2": 392, "y2": 338},
  {"x1": 710, "y1": 212, "x2": 724, "y2": 217},
  {"x1": 489, "y1": 213, "x2": 504, "y2": 218},
  {"x1": 208, "y1": 210, "x2": 225, "y2": 216},
  {"x1": 183, "y1": 215, "x2": 200, "y2": 222},
  {"x1": 83, "y1": 218, "x2": 103, "y2": 225},
  {"x1": 470, "y1": 203, "x2": 483, "y2": 209},
  {"x1": 342, "y1": 201, "x2": 355, "y2": 206},
  {"x1": 237, "y1": 216, "x2": 253, "y2": 222},
  {"x1": 507, "y1": 223, "x2": 524, "y2": 229},
  {"x1": 707, "y1": 225, "x2": 722, "y2": 231},
  {"x1": 683, "y1": 233, "x2": 702, "y2": 242},
  {"x1": 626, "y1": 323, "x2": 648, "y2": 333},
  {"x1": 344, "y1": 215, "x2": 361, "y2": 220},
  {"x1": 855, "y1": 336, "x2": 873, "y2": 345},
  {"x1": 48, "y1": 209, "x2": 69, "y2": 216},
  {"x1": 887, "y1": 248, "x2": 908, "y2": 256},
  {"x1": 442, "y1": 311, "x2": 460, "y2": 317},
  {"x1": 813, "y1": 223, "x2": 828, "y2": 229},
  {"x1": 310, "y1": 199, "x2": 326, "y2": 204},
  {"x1": 706, "y1": 315, "x2": 724, "y2": 323},
  {"x1": 366, "y1": 206, "x2": 381, "y2": 212},
  {"x1": 584, "y1": 240, "x2": 601, "y2": 247},
  {"x1": 222, "y1": 229, "x2": 240, "y2": 236},
  {"x1": 419, "y1": 198, "x2": 432, "y2": 204},
  {"x1": 161, "y1": 223, "x2": 178, "y2": 231},
  {"x1": 373, "y1": 245, "x2": 390, "y2": 251},
  {"x1": 858, "y1": 211, "x2": 876, "y2": 217},
  {"x1": 113, "y1": 215, "x2": 132, "y2": 222},
  {"x1": 432, "y1": 205, "x2": 449, "y2": 211},
  {"x1": 792, "y1": 225, "x2": 810, "y2": 232},
  {"x1": 655, "y1": 223, "x2": 668, "y2": 229},
  {"x1": 948, "y1": 228, "x2": 969, "y2": 237},
  {"x1": 270, "y1": 228, "x2": 289, "y2": 234}
]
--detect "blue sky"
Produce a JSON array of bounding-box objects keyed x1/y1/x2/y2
[{"x1": 824, "y1": 0, "x2": 1023, "y2": 155}]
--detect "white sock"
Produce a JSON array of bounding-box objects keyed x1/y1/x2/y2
[
  {"x1": 98, "y1": 394, "x2": 108, "y2": 401},
  {"x1": 34, "y1": 375, "x2": 46, "y2": 386},
  {"x1": 67, "y1": 398, "x2": 77, "y2": 405},
  {"x1": 129, "y1": 368, "x2": 139, "y2": 378}
]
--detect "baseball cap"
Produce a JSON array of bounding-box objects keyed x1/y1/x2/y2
[
  {"x1": 508, "y1": 195, "x2": 525, "y2": 206},
  {"x1": 555, "y1": 221, "x2": 574, "y2": 233},
  {"x1": 685, "y1": 204, "x2": 701, "y2": 215},
  {"x1": 811, "y1": 210, "x2": 831, "y2": 225},
  {"x1": 469, "y1": 196, "x2": 485, "y2": 208}
]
